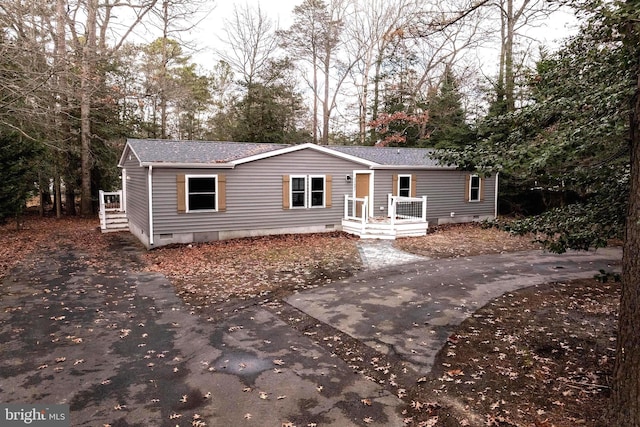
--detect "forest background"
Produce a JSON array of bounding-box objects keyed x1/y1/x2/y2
[
  {"x1": 2, "y1": 1, "x2": 640, "y2": 422},
  {"x1": 1, "y1": 0, "x2": 577, "y2": 219}
]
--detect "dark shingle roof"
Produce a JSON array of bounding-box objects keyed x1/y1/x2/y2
[
  {"x1": 124, "y1": 139, "x2": 446, "y2": 168},
  {"x1": 326, "y1": 145, "x2": 441, "y2": 167},
  {"x1": 127, "y1": 139, "x2": 288, "y2": 164}
]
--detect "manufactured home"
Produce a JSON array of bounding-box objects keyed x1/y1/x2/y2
[{"x1": 99, "y1": 139, "x2": 497, "y2": 249}]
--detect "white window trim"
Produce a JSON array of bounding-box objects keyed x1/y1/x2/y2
[
  {"x1": 289, "y1": 175, "x2": 326, "y2": 209},
  {"x1": 186, "y1": 174, "x2": 218, "y2": 212},
  {"x1": 398, "y1": 174, "x2": 412, "y2": 198},
  {"x1": 469, "y1": 174, "x2": 481, "y2": 202},
  {"x1": 309, "y1": 175, "x2": 326, "y2": 208},
  {"x1": 290, "y1": 175, "x2": 308, "y2": 209}
]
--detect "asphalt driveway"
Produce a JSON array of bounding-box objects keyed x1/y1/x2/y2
[{"x1": 0, "y1": 234, "x2": 622, "y2": 426}]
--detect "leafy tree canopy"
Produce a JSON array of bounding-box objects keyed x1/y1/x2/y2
[{"x1": 438, "y1": 6, "x2": 635, "y2": 252}]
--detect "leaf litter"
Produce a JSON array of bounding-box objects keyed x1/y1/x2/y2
[{"x1": 0, "y1": 216, "x2": 621, "y2": 426}]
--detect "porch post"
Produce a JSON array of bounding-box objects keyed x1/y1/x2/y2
[
  {"x1": 121, "y1": 168, "x2": 127, "y2": 212},
  {"x1": 362, "y1": 196, "x2": 368, "y2": 230},
  {"x1": 422, "y1": 195, "x2": 427, "y2": 221},
  {"x1": 390, "y1": 195, "x2": 395, "y2": 228},
  {"x1": 344, "y1": 194, "x2": 348, "y2": 219},
  {"x1": 99, "y1": 190, "x2": 106, "y2": 230}
]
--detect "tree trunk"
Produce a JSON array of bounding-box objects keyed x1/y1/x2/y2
[
  {"x1": 611, "y1": 66, "x2": 640, "y2": 427},
  {"x1": 322, "y1": 52, "x2": 331, "y2": 145},
  {"x1": 80, "y1": 0, "x2": 98, "y2": 216},
  {"x1": 504, "y1": 0, "x2": 515, "y2": 112},
  {"x1": 55, "y1": 0, "x2": 69, "y2": 219},
  {"x1": 54, "y1": 173, "x2": 62, "y2": 219},
  {"x1": 65, "y1": 185, "x2": 76, "y2": 216},
  {"x1": 160, "y1": 0, "x2": 169, "y2": 139},
  {"x1": 371, "y1": 54, "x2": 383, "y2": 144},
  {"x1": 312, "y1": 56, "x2": 319, "y2": 145},
  {"x1": 359, "y1": 62, "x2": 369, "y2": 145}
]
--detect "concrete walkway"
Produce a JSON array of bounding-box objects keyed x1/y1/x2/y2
[{"x1": 356, "y1": 240, "x2": 427, "y2": 270}]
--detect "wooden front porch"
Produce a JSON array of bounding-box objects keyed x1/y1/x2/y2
[
  {"x1": 341, "y1": 194, "x2": 428, "y2": 239},
  {"x1": 98, "y1": 190, "x2": 129, "y2": 233}
]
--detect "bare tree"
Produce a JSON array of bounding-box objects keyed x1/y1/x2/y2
[
  {"x1": 494, "y1": 0, "x2": 556, "y2": 111},
  {"x1": 343, "y1": 0, "x2": 422, "y2": 144},
  {"x1": 279, "y1": 0, "x2": 356, "y2": 145},
  {"x1": 215, "y1": 3, "x2": 279, "y2": 88},
  {"x1": 64, "y1": 0, "x2": 164, "y2": 215}
]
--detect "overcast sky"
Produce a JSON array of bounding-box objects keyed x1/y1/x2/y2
[{"x1": 187, "y1": 0, "x2": 579, "y2": 68}]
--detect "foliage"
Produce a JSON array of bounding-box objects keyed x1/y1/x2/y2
[
  {"x1": 212, "y1": 58, "x2": 310, "y2": 144},
  {"x1": 424, "y1": 67, "x2": 472, "y2": 149},
  {"x1": 437, "y1": 10, "x2": 634, "y2": 252},
  {"x1": 0, "y1": 134, "x2": 41, "y2": 224},
  {"x1": 368, "y1": 110, "x2": 429, "y2": 146},
  {"x1": 371, "y1": 37, "x2": 428, "y2": 146}
]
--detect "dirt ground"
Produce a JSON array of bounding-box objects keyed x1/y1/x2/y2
[{"x1": 0, "y1": 218, "x2": 619, "y2": 426}]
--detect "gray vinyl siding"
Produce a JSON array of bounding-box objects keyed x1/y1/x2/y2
[
  {"x1": 151, "y1": 149, "x2": 363, "y2": 235},
  {"x1": 372, "y1": 170, "x2": 496, "y2": 221},
  {"x1": 122, "y1": 151, "x2": 149, "y2": 235}
]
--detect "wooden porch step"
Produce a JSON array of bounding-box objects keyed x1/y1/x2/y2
[{"x1": 100, "y1": 212, "x2": 129, "y2": 233}]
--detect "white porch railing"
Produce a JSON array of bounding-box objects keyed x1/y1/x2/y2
[
  {"x1": 342, "y1": 194, "x2": 428, "y2": 239},
  {"x1": 344, "y1": 194, "x2": 369, "y2": 225},
  {"x1": 99, "y1": 190, "x2": 125, "y2": 230},
  {"x1": 387, "y1": 194, "x2": 428, "y2": 226}
]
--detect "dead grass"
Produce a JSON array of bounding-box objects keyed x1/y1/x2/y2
[
  {"x1": 0, "y1": 215, "x2": 108, "y2": 280},
  {"x1": 142, "y1": 232, "x2": 363, "y2": 308},
  {"x1": 402, "y1": 278, "x2": 618, "y2": 427},
  {"x1": 396, "y1": 223, "x2": 543, "y2": 259}
]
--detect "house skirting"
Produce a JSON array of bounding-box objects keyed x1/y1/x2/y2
[
  {"x1": 435, "y1": 214, "x2": 494, "y2": 225},
  {"x1": 139, "y1": 224, "x2": 340, "y2": 249}
]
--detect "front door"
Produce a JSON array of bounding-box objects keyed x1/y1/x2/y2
[{"x1": 355, "y1": 173, "x2": 370, "y2": 218}]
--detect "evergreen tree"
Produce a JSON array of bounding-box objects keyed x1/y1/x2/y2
[
  {"x1": 0, "y1": 133, "x2": 41, "y2": 225},
  {"x1": 426, "y1": 67, "x2": 472, "y2": 149}
]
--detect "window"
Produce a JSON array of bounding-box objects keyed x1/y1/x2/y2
[
  {"x1": 310, "y1": 176, "x2": 325, "y2": 207},
  {"x1": 469, "y1": 175, "x2": 481, "y2": 202},
  {"x1": 398, "y1": 175, "x2": 411, "y2": 197},
  {"x1": 291, "y1": 176, "x2": 307, "y2": 207},
  {"x1": 187, "y1": 175, "x2": 217, "y2": 211},
  {"x1": 393, "y1": 174, "x2": 416, "y2": 197},
  {"x1": 288, "y1": 175, "x2": 326, "y2": 208}
]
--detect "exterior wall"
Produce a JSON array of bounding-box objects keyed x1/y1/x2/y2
[
  {"x1": 121, "y1": 145, "x2": 498, "y2": 248},
  {"x1": 121, "y1": 149, "x2": 150, "y2": 246},
  {"x1": 149, "y1": 149, "x2": 362, "y2": 247},
  {"x1": 372, "y1": 170, "x2": 496, "y2": 224}
]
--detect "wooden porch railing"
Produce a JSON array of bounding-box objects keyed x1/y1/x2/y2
[
  {"x1": 387, "y1": 194, "x2": 427, "y2": 227},
  {"x1": 344, "y1": 194, "x2": 369, "y2": 225},
  {"x1": 99, "y1": 190, "x2": 124, "y2": 230}
]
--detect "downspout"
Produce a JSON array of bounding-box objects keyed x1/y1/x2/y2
[
  {"x1": 494, "y1": 172, "x2": 500, "y2": 218},
  {"x1": 148, "y1": 165, "x2": 154, "y2": 246},
  {"x1": 121, "y1": 168, "x2": 127, "y2": 212}
]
